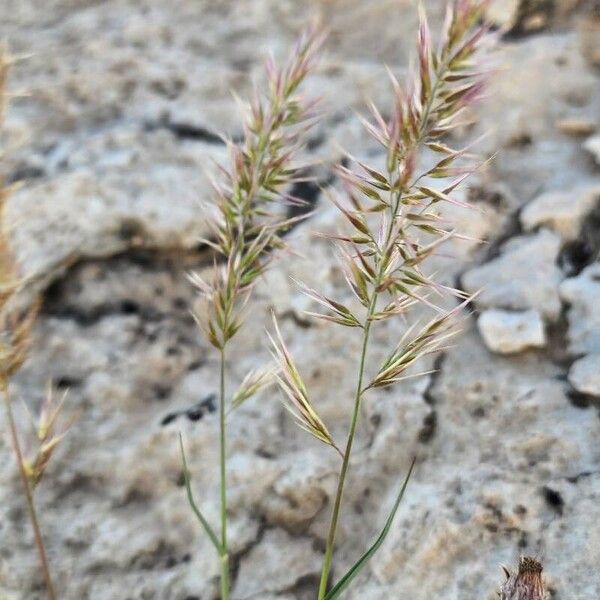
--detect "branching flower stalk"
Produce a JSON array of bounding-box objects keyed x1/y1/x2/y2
[
  {"x1": 184, "y1": 27, "x2": 324, "y2": 599},
  {"x1": 269, "y1": 2, "x2": 494, "y2": 598},
  {"x1": 1, "y1": 47, "x2": 72, "y2": 600}
]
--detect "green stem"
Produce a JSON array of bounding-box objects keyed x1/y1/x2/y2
[
  {"x1": 318, "y1": 179, "x2": 405, "y2": 599},
  {"x1": 179, "y1": 434, "x2": 222, "y2": 554},
  {"x1": 219, "y1": 348, "x2": 230, "y2": 600},
  {"x1": 3, "y1": 385, "x2": 57, "y2": 600},
  {"x1": 318, "y1": 29, "x2": 468, "y2": 599},
  {"x1": 317, "y1": 295, "x2": 377, "y2": 599},
  {"x1": 220, "y1": 553, "x2": 230, "y2": 600}
]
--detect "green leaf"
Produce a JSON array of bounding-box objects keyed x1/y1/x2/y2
[
  {"x1": 179, "y1": 433, "x2": 223, "y2": 555},
  {"x1": 324, "y1": 459, "x2": 416, "y2": 600}
]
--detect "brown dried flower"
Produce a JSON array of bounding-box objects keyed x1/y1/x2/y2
[{"x1": 500, "y1": 557, "x2": 546, "y2": 600}]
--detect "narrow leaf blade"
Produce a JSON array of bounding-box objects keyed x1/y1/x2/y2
[
  {"x1": 179, "y1": 433, "x2": 223, "y2": 555},
  {"x1": 324, "y1": 458, "x2": 416, "y2": 600}
]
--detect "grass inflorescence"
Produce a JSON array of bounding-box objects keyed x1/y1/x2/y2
[
  {"x1": 267, "y1": 2, "x2": 495, "y2": 597},
  {"x1": 181, "y1": 25, "x2": 325, "y2": 600}
]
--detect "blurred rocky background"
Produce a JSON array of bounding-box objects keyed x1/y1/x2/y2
[{"x1": 0, "y1": 0, "x2": 599, "y2": 598}]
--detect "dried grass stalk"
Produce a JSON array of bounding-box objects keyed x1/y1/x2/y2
[{"x1": 0, "y1": 46, "x2": 60, "y2": 600}]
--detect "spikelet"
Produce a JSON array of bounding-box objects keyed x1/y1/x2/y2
[
  {"x1": 21, "y1": 384, "x2": 75, "y2": 488},
  {"x1": 268, "y1": 314, "x2": 341, "y2": 455},
  {"x1": 231, "y1": 366, "x2": 275, "y2": 411}
]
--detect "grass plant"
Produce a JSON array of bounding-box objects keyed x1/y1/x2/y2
[
  {"x1": 181, "y1": 26, "x2": 325, "y2": 600},
  {"x1": 268, "y1": 1, "x2": 494, "y2": 597}
]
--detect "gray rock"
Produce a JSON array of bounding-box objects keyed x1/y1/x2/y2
[
  {"x1": 233, "y1": 529, "x2": 321, "y2": 598},
  {"x1": 462, "y1": 229, "x2": 564, "y2": 320},
  {"x1": 6, "y1": 129, "x2": 221, "y2": 289},
  {"x1": 2, "y1": 1, "x2": 600, "y2": 600},
  {"x1": 477, "y1": 309, "x2": 546, "y2": 354},
  {"x1": 560, "y1": 263, "x2": 600, "y2": 355},
  {"x1": 584, "y1": 135, "x2": 600, "y2": 165},
  {"x1": 568, "y1": 354, "x2": 600, "y2": 398},
  {"x1": 520, "y1": 185, "x2": 600, "y2": 241}
]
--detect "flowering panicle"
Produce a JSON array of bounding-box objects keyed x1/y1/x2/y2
[
  {"x1": 190, "y1": 27, "x2": 325, "y2": 351},
  {"x1": 264, "y1": 4, "x2": 496, "y2": 598},
  {"x1": 181, "y1": 29, "x2": 325, "y2": 600},
  {"x1": 328, "y1": 1, "x2": 492, "y2": 323},
  {"x1": 277, "y1": 0, "x2": 491, "y2": 448}
]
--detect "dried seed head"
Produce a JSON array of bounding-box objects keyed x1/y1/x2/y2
[
  {"x1": 21, "y1": 384, "x2": 75, "y2": 489},
  {"x1": 0, "y1": 303, "x2": 39, "y2": 388},
  {"x1": 500, "y1": 556, "x2": 546, "y2": 600},
  {"x1": 0, "y1": 46, "x2": 39, "y2": 388}
]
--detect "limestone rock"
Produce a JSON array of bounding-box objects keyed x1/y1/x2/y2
[
  {"x1": 584, "y1": 134, "x2": 600, "y2": 165},
  {"x1": 2, "y1": 1, "x2": 600, "y2": 600},
  {"x1": 520, "y1": 185, "x2": 600, "y2": 241},
  {"x1": 568, "y1": 354, "x2": 600, "y2": 398},
  {"x1": 260, "y1": 450, "x2": 335, "y2": 528},
  {"x1": 560, "y1": 263, "x2": 600, "y2": 355},
  {"x1": 477, "y1": 309, "x2": 546, "y2": 354},
  {"x1": 5, "y1": 129, "x2": 220, "y2": 288},
  {"x1": 233, "y1": 529, "x2": 321, "y2": 598},
  {"x1": 462, "y1": 229, "x2": 564, "y2": 320}
]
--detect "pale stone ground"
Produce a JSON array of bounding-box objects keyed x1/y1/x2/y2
[{"x1": 0, "y1": 1, "x2": 599, "y2": 599}]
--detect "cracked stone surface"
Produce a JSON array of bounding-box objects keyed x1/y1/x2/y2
[{"x1": 1, "y1": 2, "x2": 600, "y2": 600}]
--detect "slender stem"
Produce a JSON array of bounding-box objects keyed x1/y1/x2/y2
[
  {"x1": 218, "y1": 348, "x2": 230, "y2": 600},
  {"x1": 318, "y1": 22, "x2": 475, "y2": 599},
  {"x1": 317, "y1": 294, "x2": 377, "y2": 599},
  {"x1": 318, "y1": 180, "x2": 405, "y2": 599},
  {"x1": 220, "y1": 553, "x2": 230, "y2": 600},
  {"x1": 179, "y1": 434, "x2": 222, "y2": 554},
  {"x1": 3, "y1": 385, "x2": 56, "y2": 600}
]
